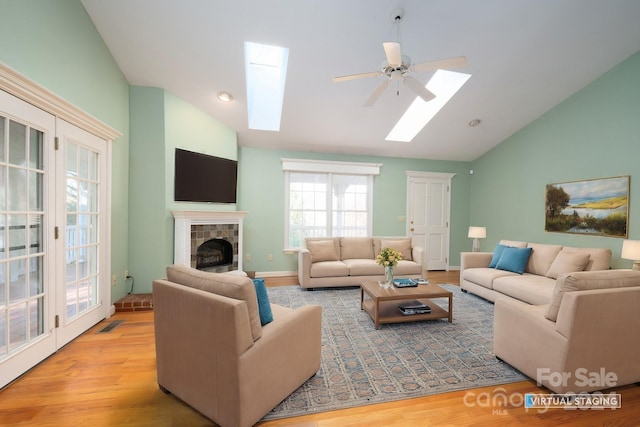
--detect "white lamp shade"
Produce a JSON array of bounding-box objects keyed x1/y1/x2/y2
[
  {"x1": 621, "y1": 239, "x2": 640, "y2": 260},
  {"x1": 468, "y1": 226, "x2": 486, "y2": 239}
]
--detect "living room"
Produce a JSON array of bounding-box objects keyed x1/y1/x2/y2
[{"x1": 2, "y1": 0, "x2": 640, "y2": 425}]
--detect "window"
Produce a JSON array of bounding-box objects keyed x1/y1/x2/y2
[{"x1": 282, "y1": 159, "x2": 381, "y2": 248}]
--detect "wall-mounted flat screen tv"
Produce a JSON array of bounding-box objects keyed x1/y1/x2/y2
[{"x1": 174, "y1": 148, "x2": 238, "y2": 203}]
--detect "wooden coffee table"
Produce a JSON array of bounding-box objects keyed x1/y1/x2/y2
[{"x1": 360, "y1": 281, "x2": 453, "y2": 329}]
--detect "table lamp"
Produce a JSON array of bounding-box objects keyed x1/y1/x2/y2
[
  {"x1": 468, "y1": 226, "x2": 486, "y2": 252},
  {"x1": 621, "y1": 239, "x2": 640, "y2": 271}
]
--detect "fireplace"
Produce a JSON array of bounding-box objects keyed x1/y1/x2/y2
[
  {"x1": 196, "y1": 238, "x2": 234, "y2": 270},
  {"x1": 172, "y1": 211, "x2": 247, "y2": 273}
]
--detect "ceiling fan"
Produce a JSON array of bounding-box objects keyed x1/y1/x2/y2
[{"x1": 332, "y1": 8, "x2": 468, "y2": 107}]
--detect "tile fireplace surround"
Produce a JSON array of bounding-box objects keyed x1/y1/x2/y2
[{"x1": 172, "y1": 210, "x2": 247, "y2": 273}]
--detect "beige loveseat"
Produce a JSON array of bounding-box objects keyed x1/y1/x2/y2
[
  {"x1": 494, "y1": 269, "x2": 640, "y2": 393},
  {"x1": 460, "y1": 240, "x2": 612, "y2": 304},
  {"x1": 153, "y1": 265, "x2": 322, "y2": 427},
  {"x1": 298, "y1": 236, "x2": 423, "y2": 289}
]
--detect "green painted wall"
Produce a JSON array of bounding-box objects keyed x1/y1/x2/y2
[
  {"x1": 470, "y1": 51, "x2": 640, "y2": 268},
  {"x1": 128, "y1": 87, "x2": 166, "y2": 293},
  {"x1": 6, "y1": 0, "x2": 636, "y2": 294},
  {"x1": 128, "y1": 88, "x2": 238, "y2": 292},
  {"x1": 238, "y1": 147, "x2": 472, "y2": 273},
  {"x1": 0, "y1": 0, "x2": 131, "y2": 301}
]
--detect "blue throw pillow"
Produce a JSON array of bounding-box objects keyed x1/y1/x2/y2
[
  {"x1": 489, "y1": 244, "x2": 508, "y2": 268},
  {"x1": 495, "y1": 247, "x2": 532, "y2": 274},
  {"x1": 252, "y1": 278, "x2": 273, "y2": 325}
]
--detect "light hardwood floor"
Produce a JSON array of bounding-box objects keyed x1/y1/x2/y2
[{"x1": 1, "y1": 271, "x2": 638, "y2": 426}]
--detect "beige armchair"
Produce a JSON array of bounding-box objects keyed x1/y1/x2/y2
[{"x1": 153, "y1": 265, "x2": 322, "y2": 427}]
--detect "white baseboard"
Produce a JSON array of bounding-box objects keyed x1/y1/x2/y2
[{"x1": 256, "y1": 270, "x2": 297, "y2": 278}]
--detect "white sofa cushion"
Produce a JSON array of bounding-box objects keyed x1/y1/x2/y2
[
  {"x1": 499, "y1": 239, "x2": 527, "y2": 248},
  {"x1": 526, "y1": 243, "x2": 562, "y2": 276},
  {"x1": 492, "y1": 274, "x2": 556, "y2": 305},
  {"x1": 394, "y1": 260, "x2": 422, "y2": 275},
  {"x1": 561, "y1": 246, "x2": 612, "y2": 271},
  {"x1": 380, "y1": 238, "x2": 413, "y2": 261},
  {"x1": 546, "y1": 249, "x2": 590, "y2": 279},
  {"x1": 545, "y1": 269, "x2": 640, "y2": 321},
  {"x1": 463, "y1": 267, "x2": 518, "y2": 289},
  {"x1": 340, "y1": 237, "x2": 374, "y2": 260},
  {"x1": 309, "y1": 260, "x2": 350, "y2": 278},
  {"x1": 306, "y1": 239, "x2": 339, "y2": 262},
  {"x1": 343, "y1": 259, "x2": 383, "y2": 276}
]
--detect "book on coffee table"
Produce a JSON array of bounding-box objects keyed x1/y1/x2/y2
[
  {"x1": 393, "y1": 278, "x2": 418, "y2": 288},
  {"x1": 398, "y1": 300, "x2": 431, "y2": 315}
]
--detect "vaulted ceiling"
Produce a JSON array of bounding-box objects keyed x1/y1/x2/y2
[{"x1": 81, "y1": 0, "x2": 640, "y2": 161}]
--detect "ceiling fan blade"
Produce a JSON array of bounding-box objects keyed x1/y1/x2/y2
[
  {"x1": 403, "y1": 75, "x2": 435, "y2": 102},
  {"x1": 363, "y1": 80, "x2": 391, "y2": 107},
  {"x1": 411, "y1": 56, "x2": 468, "y2": 73},
  {"x1": 332, "y1": 71, "x2": 383, "y2": 83},
  {"x1": 383, "y1": 42, "x2": 402, "y2": 67}
]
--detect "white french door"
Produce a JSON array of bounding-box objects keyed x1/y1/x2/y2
[
  {"x1": 0, "y1": 90, "x2": 110, "y2": 388},
  {"x1": 0, "y1": 89, "x2": 57, "y2": 388},
  {"x1": 55, "y1": 119, "x2": 108, "y2": 348}
]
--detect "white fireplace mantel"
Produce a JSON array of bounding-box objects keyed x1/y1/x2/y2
[{"x1": 172, "y1": 210, "x2": 247, "y2": 270}]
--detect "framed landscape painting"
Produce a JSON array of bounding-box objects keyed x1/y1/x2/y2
[{"x1": 545, "y1": 176, "x2": 629, "y2": 238}]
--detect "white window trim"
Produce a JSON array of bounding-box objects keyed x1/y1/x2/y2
[
  {"x1": 282, "y1": 158, "x2": 382, "y2": 251},
  {"x1": 282, "y1": 158, "x2": 382, "y2": 175}
]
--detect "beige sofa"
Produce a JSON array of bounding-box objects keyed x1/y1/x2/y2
[
  {"x1": 494, "y1": 269, "x2": 640, "y2": 393},
  {"x1": 460, "y1": 240, "x2": 612, "y2": 304},
  {"x1": 153, "y1": 265, "x2": 322, "y2": 427},
  {"x1": 298, "y1": 236, "x2": 423, "y2": 289}
]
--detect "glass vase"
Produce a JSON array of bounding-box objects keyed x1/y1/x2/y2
[{"x1": 384, "y1": 265, "x2": 394, "y2": 286}]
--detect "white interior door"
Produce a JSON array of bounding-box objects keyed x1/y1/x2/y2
[
  {"x1": 406, "y1": 172, "x2": 455, "y2": 271},
  {"x1": 0, "y1": 89, "x2": 57, "y2": 388}
]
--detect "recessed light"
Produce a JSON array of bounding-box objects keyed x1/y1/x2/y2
[
  {"x1": 217, "y1": 91, "x2": 233, "y2": 102},
  {"x1": 468, "y1": 119, "x2": 481, "y2": 127}
]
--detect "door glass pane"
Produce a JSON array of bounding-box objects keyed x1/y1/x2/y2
[
  {"x1": 8, "y1": 168, "x2": 26, "y2": 211},
  {"x1": 0, "y1": 117, "x2": 5, "y2": 162},
  {"x1": 0, "y1": 214, "x2": 5, "y2": 260},
  {"x1": 0, "y1": 165, "x2": 5, "y2": 211},
  {"x1": 9, "y1": 304, "x2": 27, "y2": 351},
  {"x1": 65, "y1": 141, "x2": 100, "y2": 321},
  {"x1": 8, "y1": 214, "x2": 27, "y2": 258},
  {"x1": 29, "y1": 171, "x2": 43, "y2": 210},
  {"x1": 29, "y1": 128, "x2": 43, "y2": 169},
  {"x1": 29, "y1": 214, "x2": 43, "y2": 255},
  {"x1": 29, "y1": 298, "x2": 44, "y2": 338},
  {"x1": 8, "y1": 122, "x2": 26, "y2": 166},
  {"x1": 29, "y1": 256, "x2": 43, "y2": 296}
]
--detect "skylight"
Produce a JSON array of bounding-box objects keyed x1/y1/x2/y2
[
  {"x1": 386, "y1": 70, "x2": 472, "y2": 142},
  {"x1": 244, "y1": 42, "x2": 289, "y2": 131}
]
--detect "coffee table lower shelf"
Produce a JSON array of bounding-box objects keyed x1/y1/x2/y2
[{"x1": 361, "y1": 297, "x2": 451, "y2": 329}]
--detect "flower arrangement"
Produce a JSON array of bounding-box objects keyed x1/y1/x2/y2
[{"x1": 376, "y1": 247, "x2": 403, "y2": 267}]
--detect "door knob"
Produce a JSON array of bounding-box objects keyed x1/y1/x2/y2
[{"x1": 410, "y1": 227, "x2": 415, "y2": 232}]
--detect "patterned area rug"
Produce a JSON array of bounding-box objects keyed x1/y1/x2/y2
[{"x1": 262, "y1": 284, "x2": 526, "y2": 421}]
